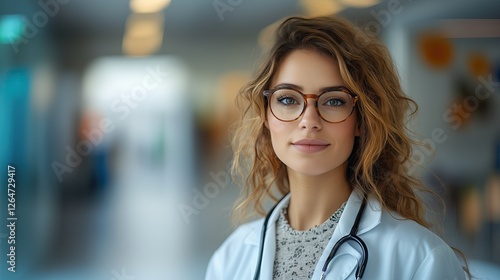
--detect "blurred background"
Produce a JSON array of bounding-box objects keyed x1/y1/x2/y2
[{"x1": 0, "y1": 0, "x2": 499, "y2": 279}]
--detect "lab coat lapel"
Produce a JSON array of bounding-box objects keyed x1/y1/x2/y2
[{"x1": 311, "y1": 191, "x2": 381, "y2": 280}]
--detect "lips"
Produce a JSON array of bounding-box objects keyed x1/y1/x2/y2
[{"x1": 291, "y1": 139, "x2": 330, "y2": 153}]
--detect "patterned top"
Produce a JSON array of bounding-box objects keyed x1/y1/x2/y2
[{"x1": 272, "y1": 201, "x2": 346, "y2": 279}]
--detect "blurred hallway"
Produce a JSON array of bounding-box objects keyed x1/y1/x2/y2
[{"x1": 1, "y1": 0, "x2": 500, "y2": 279}]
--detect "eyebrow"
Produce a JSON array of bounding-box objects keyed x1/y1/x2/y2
[{"x1": 273, "y1": 83, "x2": 348, "y2": 93}]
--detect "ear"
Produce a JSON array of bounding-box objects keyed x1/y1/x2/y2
[
  {"x1": 354, "y1": 120, "x2": 361, "y2": 137},
  {"x1": 264, "y1": 109, "x2": 270, "y2": 129}
]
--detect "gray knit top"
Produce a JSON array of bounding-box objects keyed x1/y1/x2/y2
[{"x1": 272, "y1": 201, "x2": 346, "y2": 279}]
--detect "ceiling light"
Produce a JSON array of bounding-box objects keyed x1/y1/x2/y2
[
  {"x1": 338, "y1": 0, "x2": 380, "y2": 8},
  {"x1": 123, "y1": 13, "x2": 164, "y2": 56},
  {"x1": 130, "y1": 0, "x2": 171, "y2": 13},
  {"x1": 125, "y1": 14, "x2": 164, "y2": 38},
  {"x1": 300, "y1": 0, "x2": 345, "y2": 17}
]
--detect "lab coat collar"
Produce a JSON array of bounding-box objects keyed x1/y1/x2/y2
[
  {"x1": 244, "y1": 191, "x2": 381, "y2": 245},
  {"x1": 244, "y1": 190, "x2": 382, "y2": 280},
  {"x1": 244, "y1": 193, "x2": 291, "y2": 247},
  {"x1": 336, "y1": 191, "x2": 381, "y2": 236}
]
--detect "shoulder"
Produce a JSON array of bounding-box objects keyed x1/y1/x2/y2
[
  {"x1": 378, "y1": 209, "x2": 444, "y2": 248},
  {"x1": 205, "y1": 219, "x2": 263, "y2": 280},
  {"x1": 366, "y1": 208, "x2": 465, "y2": 279},
  {"x1": 217, "y1": 218, "x2": 263, "y2": 253},
  {"x1": 359, "y1": 196, "x2": 445, "y2": 249}
]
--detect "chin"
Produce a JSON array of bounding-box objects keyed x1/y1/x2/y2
[{"x1": 288, "y1": 165, "x2": 335, "y2": 177}]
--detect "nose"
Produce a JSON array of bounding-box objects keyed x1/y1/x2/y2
[{"x1": 299, "y1": 100, "x2": 322, "y2": 130}]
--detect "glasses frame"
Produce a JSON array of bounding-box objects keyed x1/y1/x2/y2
[{"x1": 263, "y1": 86, "x2": 359, "y2": 123}]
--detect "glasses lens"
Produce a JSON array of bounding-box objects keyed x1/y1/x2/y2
[
  {"x1": 318, "y1": 91, "x2": 355, "y2": 122},
  {"x1": 268, "y1": 89, "x2": 355, "y2": 122},
  {"x1": 269, "y1": 89, "x2": 304, "y2": 121}
]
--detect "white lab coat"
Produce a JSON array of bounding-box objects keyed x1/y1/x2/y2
[{"x1": 205, "y1": 191, "x2": 466, "y2": 280}]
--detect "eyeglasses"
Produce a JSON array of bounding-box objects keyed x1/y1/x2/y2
[{"x1": 263, "y1": 86, "x2": 359, "y2": 123}]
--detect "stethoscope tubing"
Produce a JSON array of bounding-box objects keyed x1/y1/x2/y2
[{"x1": 253, "y1": 196, "x2": 285, "y2": 280}]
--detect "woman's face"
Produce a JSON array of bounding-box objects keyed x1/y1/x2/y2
[{"x1": 265, "y1": 49, "x2": 359, "y2": 177}]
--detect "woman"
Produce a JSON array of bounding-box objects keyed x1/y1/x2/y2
[{"x1": 205, "y1": 16, "x2": 469, "y2": 280}]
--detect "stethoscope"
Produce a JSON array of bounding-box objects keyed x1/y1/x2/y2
[{"x1": 253, "y1": 194, "x2": 368, "y2": 280}]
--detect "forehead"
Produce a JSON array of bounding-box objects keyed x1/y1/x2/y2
[{"x1": 270, "y1": 49, "x2": 345, "y2": 89}]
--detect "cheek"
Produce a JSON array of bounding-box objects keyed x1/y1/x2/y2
[
  {"x1": 332, "y1": 115, "x2": 358, "y2": 143},
  {"x1": 345, "y1": 113, "x2": 358, "y2": 135},
  {"x1": 267, "y1": 114, "x2": 290, "y2": 146},
  {"x1": 267, "y1": 108, "x2": 284, "y2": 133}
]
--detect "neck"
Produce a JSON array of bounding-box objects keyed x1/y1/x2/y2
[{"x1": 286, "y1": 166, "x2": 352, "y2": 231}]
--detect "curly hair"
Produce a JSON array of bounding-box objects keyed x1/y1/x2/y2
[{"x1": 231, "y1": 15, "x2": 428, "y2": 223}]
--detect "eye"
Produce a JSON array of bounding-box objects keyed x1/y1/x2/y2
[
  {"x1": 277, "y1": 95, "x2": 299, "y2": 105},
  {"x1": 324, "y1": 97, "x2": 346, "y2": 107}
]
